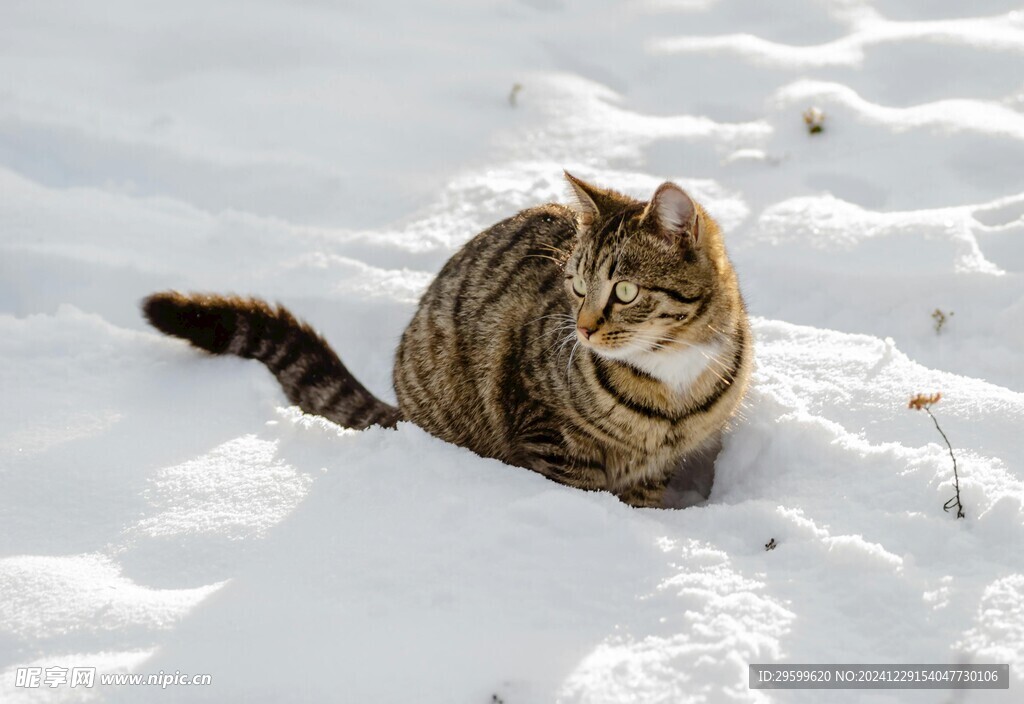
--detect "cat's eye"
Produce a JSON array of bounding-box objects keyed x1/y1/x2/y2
[
  {"x1": 572, "y1": 276, "x2": 587, "y2": 296},
  {"x1": 614, "y1": 281, "x2": 639, "y2": 304}
]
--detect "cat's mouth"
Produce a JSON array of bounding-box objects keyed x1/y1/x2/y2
[
  {"x1": 577, "y1": 329, "x2": 620, "y2": 350},
  {"x1": 579, "y1": 326, "x2": 673, "y2": 349}
]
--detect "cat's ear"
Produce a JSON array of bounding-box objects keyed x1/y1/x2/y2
[
  {"x1": 644, "y1": 182, "x2": 699, "y2": 246},
  {"x1": 563, "y1": 171, "x2": 601, "y2": 229}
]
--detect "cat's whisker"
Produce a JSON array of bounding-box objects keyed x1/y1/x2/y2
[
  {"x1": 646, "y1": 333, "x2": 733, "y2": 381},
  {"x1": 706, "y1": 323, "x2": 731, "y2": 340},
  {"x1": 543, "y1": 322, "x2": 578, "y2": 336},
  {"x1": 630, "y1": 332, "x2": 733, "y2": 379},
  {"x1": 566, "y1": 340, "x2": 580, "y2": 393},
  {"x1": 526, "y1": 313, "x2": 576, "y2": 346},
  {"x1": 528, "y1": 317, "x2": 577, "y2": 333},
  {"x1": 542, "y1": 325, "x2": 580, "y2": 352},
  {"x1": 625, "y1": 332, "x2": 672, "y2": 351},
  {"x1": 528, "y1": 313, "x2": 574, "y2": 325},
  {"x1": 624, "y1": 342, "x2": 669, "y2": 353},
  {"x1": 524, "y1": 254, "x2": 567, "y2": 267},
  {"x1": 554, "y1": 330, "x2": 577, "y2": 359},
  {"x1": 696, "y1": 358, "x2": 730, "y2": 384},
  {"x1": 536, "y1": 243, "x2": 570, "y2": 258},
  {"x1": 693, "y1": 347, "x2": 733, "y2": 374}
]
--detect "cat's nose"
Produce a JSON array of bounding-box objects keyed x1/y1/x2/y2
[{"x1": 577, "y1": 325, "x2": 596, "y2": 339}]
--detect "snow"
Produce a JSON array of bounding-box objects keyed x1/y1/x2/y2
[{"x1": 1, "y1": 0, "x2": 1022, "y2": 702}]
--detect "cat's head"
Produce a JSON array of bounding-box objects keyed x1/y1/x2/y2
[{"x1": 562, "y1": 172, "x2": 731, "y2": 365}]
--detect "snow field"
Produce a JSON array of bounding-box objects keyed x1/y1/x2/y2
[{"x1": 2, "y1": 0, "x2": 1023, "y2": 701}]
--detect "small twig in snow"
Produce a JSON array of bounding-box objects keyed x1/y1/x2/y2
[{"x1": 908, "y1": 392, "x2": 964, "y2": 519}]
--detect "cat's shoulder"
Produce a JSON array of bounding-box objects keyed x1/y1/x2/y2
[{"x1": 475, "y1": 203, "x2": 577, "y2": 246}]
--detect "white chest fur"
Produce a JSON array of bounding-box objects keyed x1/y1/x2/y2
[{"x1": 625, "y1": 340, "x2": 724, "y2": 391}]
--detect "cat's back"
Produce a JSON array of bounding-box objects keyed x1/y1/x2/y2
[
  {"x1": 394, "y1": 203, "x2": 576, "y2": 454},
  {"x1": 427, "y1": 202, "x2": 576, "y2": 316}
]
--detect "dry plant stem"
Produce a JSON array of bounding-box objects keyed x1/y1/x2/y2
[{"x1": 924, "y1": 406, "x2": 965, "y2": 518}]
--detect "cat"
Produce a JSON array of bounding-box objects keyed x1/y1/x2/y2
[{"x1": 143, "y1": 173, "x2": 752, "y2": 508}]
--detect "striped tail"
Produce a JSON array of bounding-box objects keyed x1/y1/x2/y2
[{"x1": 142, "y1": 291, "x2": 401, "y2": 430}]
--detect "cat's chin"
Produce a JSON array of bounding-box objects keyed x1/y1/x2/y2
[
  {"x1": 591, "y1": 339, "x2": 725, "y2": 390},
  {"x1": 585, "y1": 341, "x2": 647, "y2": 368},
  {"x1": 584, "y1": 337, "x2": 668, "y2": 362},
  {"x1": 584, "y1": 342, "x2": 635, "y2": 361}
]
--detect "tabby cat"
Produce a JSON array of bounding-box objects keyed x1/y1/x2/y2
[{"x1": 143, "y1": 173, "x2": 752, "y2": 508}]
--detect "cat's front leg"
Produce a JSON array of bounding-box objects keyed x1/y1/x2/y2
[
  {"x1": 615, "y1": 476, "x2": 671, "y2": 508},
  {"x1": 660, "y1": 435, "x2": 722, "y2": 509},
  {"x1": 512, "y1": 435, "x2": 612, "y2": 494},
  {"x1": 521, "y1": 450, "x2": 609, "y2": 493}
]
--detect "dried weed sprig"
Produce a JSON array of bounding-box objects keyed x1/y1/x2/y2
[
  {"x1": 932, "y1": 308, "x2": 953, "y2": 334},
  {"x1": 803, "y1": 107, "x2": 825, "y2": 134},
  {"x1": 508, "y1": 83, "x2": 523, "y2": 107},
  {"x1": 908, "y1": 392, "x2": 964, "y2": 518}
]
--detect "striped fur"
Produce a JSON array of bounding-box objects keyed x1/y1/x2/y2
[
  {"x1": 142, "y1": 174, "x2": 752, "y2": 508},
  {"x1": 394, "y1": 175, "x2": 752, "y2": 507},
  {"x1": 142, "y1": 293, "x2": 400, "y2": 430}
]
